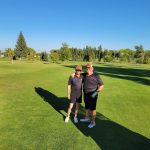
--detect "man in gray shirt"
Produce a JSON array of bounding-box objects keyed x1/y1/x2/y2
[{"x1": 80, "y1": 64, "x2": 104, "y2": 128}]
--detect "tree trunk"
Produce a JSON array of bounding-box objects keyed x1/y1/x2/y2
[{"x1": 11, "y1": 59, "x2": 14, "y2": 64}]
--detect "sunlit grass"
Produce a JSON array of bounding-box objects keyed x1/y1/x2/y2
[{"x1": 0, "y1": 60, "x2": 150, "y2": 150}]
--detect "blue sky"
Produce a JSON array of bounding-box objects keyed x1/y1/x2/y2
[{"x1": 0, "y1": 0, "x2": 150, "y2": 51}]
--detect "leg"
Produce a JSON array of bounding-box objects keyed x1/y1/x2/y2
[
  {"x1": 67, "y1": 103, "x2": 74, "y2": 117},
  {"x1": 84, "y1": 93, "x2": 90, "y2": 119},
  {"x1": 90, "y1": 93, "x2": 97, "y2": 123},
  {"x1": 74, "y1": 102, "x2": 80, "y2": 118},
  {"x1": 88, "y1": 93, "x2": 97, "y2": 128},
  {"x1": 88, "y1": 109, "x2": 96, "y2": 128},
  {"x1": 65, "y1": 103, "x2": 74, "y2": 122},
  {"x1": 80, "y1": 109, "x2": 90, "y2": 122},
  {"x1": 80, "y1": 93, "x2": 90, "y2": 122},
  {"x1": 91, "y1": 110, "x2": 96, "y2": 123},
  {"x1": 85, "y1": 109, "x2": 89, "y2": 118}
]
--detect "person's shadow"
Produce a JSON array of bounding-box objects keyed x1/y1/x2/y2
[{"x1": 35, "y1": 87, "x2": 150, "y2": 150}]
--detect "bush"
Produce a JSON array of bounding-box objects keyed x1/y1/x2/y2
[
  {"x1": 143, "y1": 51, "x2": 150, "y2": 64},
  {"x1": 104, "y1": 55, "x2": 113, "y2": 62}
]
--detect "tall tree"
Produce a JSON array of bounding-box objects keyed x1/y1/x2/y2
[
  {"x1": 60, "y1": 43, "x2": 71, "y2": 61},
  {"x1": 15, "y1": 32, "x2": 28, "y2": 60},
  {"x1": 97, "y1": 45, "x2": 103, "y2": 62},
  {"x1": 134, "y1": 45, "x2": 144, "y2": 63},
  {"x1": 70, "y1": 48, "x2": 78, "y2": 61}
]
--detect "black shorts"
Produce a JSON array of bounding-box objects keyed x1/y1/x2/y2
[
  {"x1": 70, "y1": 94, "x2": 82, "y2": 103},
  {"x1": 84, "y1": 91, "x2": 98, "y2": 110}
]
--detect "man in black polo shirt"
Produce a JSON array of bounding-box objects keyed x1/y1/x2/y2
[
  {"x1": 65, "y1": 65, "x2": 83, "y2": 123},
  {"x1": 80, "y1": 63, "x2": 104, "y2": 128}
]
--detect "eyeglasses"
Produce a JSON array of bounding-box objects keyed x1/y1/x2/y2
[{"x1": 76, "y1": 70, "x2": 81, "y2": 72}]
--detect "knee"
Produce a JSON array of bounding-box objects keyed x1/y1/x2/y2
[{"x1": 69, "y1": 105, "x2": 73, "y2": 110}]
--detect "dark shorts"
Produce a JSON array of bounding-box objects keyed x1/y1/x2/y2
[
  {"x1": 70, "y1": 94, "x2": 82, "y2": 104},
  {"x1": 84, "y1": 91, "x2": 98, "y2": 111}
]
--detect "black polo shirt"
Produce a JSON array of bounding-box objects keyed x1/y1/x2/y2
[{"x1": 82, "y1": 73, "x2": 103, "y2": 93}]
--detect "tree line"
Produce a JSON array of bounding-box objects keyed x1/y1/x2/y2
[{"x1": 1, "y1": 32, "x2": 150, "y2": 64}]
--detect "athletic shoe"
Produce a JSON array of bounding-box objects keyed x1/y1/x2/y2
[
  {"x1": 80, "y1": 118, "x2": 90, "y2": 122},
  {"x1": 88, "y1": 122, "x2": 96, "y2": 128},
  {"x1": 65, "y1": 116, "x2": 69, "y2": 123},
  {"x1": 74, "y1": 117, "x2": 78, "y2": 123}
]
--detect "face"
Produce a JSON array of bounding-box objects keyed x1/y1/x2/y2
[
  {"x1": 75, "y1": 69, "x2": 82, "y2": 75},
  {"x1": 86, "y1": 67, "x2": 93, "y2": 74}
]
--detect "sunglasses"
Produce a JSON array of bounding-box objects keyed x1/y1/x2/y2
[{"x1": 76, "y1": 70, "x2": 82, "y2": 72}]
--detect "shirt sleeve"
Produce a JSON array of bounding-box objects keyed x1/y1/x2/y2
[
  {"x1": 96, "y1": 74, "x2": 104, "y2": 85},
  {"x1": 68, "y1": 76, "x2": 72, "y2": 85}
]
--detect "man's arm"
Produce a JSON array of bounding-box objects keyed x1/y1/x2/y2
[
  {"x1": 67, "y1": 85, "x2": 71, "y2": 100},
  {"x1": 97, "y1": 84, "x2": 104, "y2": 92},
  {"x1": 67, "y1": 75, "x2": 72, "y2": 100},
  {"x1": 96, "y1": 74, "x2": 104, "y2": 92},
  {"x1": 91, "y1": 75, "x2": 104, "y2": 98},
  {"x1": 91, "y1": 84, "x2": 104, "y2": 98}
]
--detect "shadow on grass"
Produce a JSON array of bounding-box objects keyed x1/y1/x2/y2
[
  {"x1": 63, "y1": 65, "x2": 150, "y2": 86},
  {"x1": 35, "y1": 87, "x2": 69, "y2": 119},
  {"x1": 35, "y1": 87, "x2": 150, "y2": 150}
]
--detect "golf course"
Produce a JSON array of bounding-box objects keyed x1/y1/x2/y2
[{"x1": 0, "y1": 60, "x2": 150, "y2": 150}]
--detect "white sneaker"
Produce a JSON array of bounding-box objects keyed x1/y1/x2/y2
[
  {"x1": 88, "y1": 122, "x2": 96, "y2": 128},
  {"x1": 65, "y1": 116, "x2": 69, "y2": 123},
  {"x1": 74, "y1": 117, "x2": 78, "y2": 123},
  {"x1": 80, "y1": 118, "x2": 90, "y2": 122}
]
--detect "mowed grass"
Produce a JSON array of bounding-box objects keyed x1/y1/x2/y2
[{"x1": 0, "y1": 60, "x2": 150, "y2": 150}]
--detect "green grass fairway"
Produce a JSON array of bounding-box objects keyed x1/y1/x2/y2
[{"x1": 0, "y1": 60, "x2": 150, "y2": 150}]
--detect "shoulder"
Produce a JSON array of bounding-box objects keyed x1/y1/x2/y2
[
  {"x1": 93, "y1": 73, "x2": 101, "y2": 79},
  {"x1": 93, "y1": 73, "x2": 99, "y2": 77},
  {"x1": 68, "y1": 75, "x2": 73, "y2": 80}
]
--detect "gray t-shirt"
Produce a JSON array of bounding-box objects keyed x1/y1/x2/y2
[
  {"x1": 68, "y1": 75, "x2": 83, "y2": 99},
  {"x1": 82, "y1": 73, "x2": 103, "y2": 93}
]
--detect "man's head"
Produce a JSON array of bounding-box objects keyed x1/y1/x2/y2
[
  {"x1": 86, "y1": 63, "x2": 93, "y2": 75},
  {"x1": 75, "y1": 65, "x2": 82, "y2": 75}
]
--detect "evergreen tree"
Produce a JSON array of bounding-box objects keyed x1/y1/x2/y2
[
  {"x1": 97, "y1": 45, "x2": 103, "y2": 62},
  {"x1": 15, "y1": 32, "x2": 28, "y2": 59},
  {"x1": 134, "y1": 45, "x2": 145, "y2": 63},
  {"x1": 71, "y1": 48, "x2": 78, "y2": 61}
]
